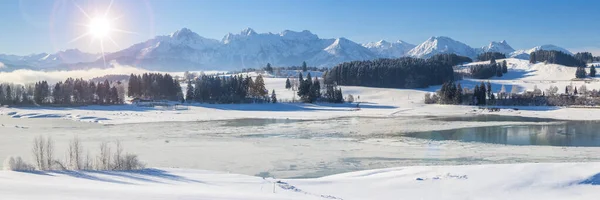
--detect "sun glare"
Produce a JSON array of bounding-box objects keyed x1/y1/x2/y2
[
  {"x1": 89, "y1": 17, "x2": 111, "y2": 39},
  {"x1": 70, "y1": 0, "x2": 135, "y2": 67}
]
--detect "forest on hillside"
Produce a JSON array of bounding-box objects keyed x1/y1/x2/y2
[{"x1": 324, "y1": 56, "x2": 456, "y2": 88}]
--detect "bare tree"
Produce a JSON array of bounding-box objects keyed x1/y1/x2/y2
[
  {"x1": 510, "y1": 85, "x2": 519, "y2": 97},
  {"x1": 579, "y1": 84, "x2": 588, "y2": 97},
  {"x1": 45, "y1": 136, "x2": 54, "y2": 170},
  {"x1": 32, "y1": 136, "x2": 46, "y2": 170},
  {"x1": 545, "y1": 85, "x2": 558, "y2": 96},
  {"x1": 67, "y1": 136, "x2": 82, "y2": 170},
  {"x1": 96, "y1": 142, "x2": 111, "y2": 170},
  {"x1": 113, "y1": 140, "x2": 123, "y2": 170}
]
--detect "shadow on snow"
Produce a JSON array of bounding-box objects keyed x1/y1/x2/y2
[{"x1": 18, "y1": 168, "x2": 205, "y2": 185}]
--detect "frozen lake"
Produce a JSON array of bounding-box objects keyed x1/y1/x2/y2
[
  {"x1": 407, "y1": 116, "x2": 600, "y2": 147},
  {"x1": 2, "y1": 115, "x2": 600, "y2": 178}
]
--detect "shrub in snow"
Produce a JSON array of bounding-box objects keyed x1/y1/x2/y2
[
  {"x1": 347, "y1": 94, "x2": 354, "y2": 103},
  {"x1": 3, "y1": 156, "x2": 35, "y2": 171}
]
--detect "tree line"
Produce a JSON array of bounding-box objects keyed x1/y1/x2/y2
[
  {"x1": 428, "y1": 54, "x2": 473, "y2": 66},
  {"x1": 324, "y1": 56, "x2": 455, "y2": 89},
  {"x1": 468, "y1": 60, "x2": 508, "y2": 79},
  {"x1": 0, "y1": 78, "x2": 125, "y2": 106},
  {"x1": 477, "y1": 52, "x2": 506, "y2": 61},
  {"x1": 430, "y1": 81, "x2": 494, "y2": 105},
  {"x1": 427, "y1": 81, "x2": 600, "y2": 107},
  {"x1": 184, "y1": 74, "x2": 276, "y2": 103},
  {"x1": 127, "y1": 73, "x2": 183, "y2": 101},
  {"x1": 530, "y1": 50, "x2": 586, "y2": 67}
]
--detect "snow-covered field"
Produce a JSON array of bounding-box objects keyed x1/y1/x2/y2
[
  {"x1": 2, "y1": 163, "x2": 600, "y2": 200},
  {"x1": 3, "y1": 58, "x2": 600, "y2": 199}
]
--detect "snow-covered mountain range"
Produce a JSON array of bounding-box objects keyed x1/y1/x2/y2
[
  {"x1": 0, "y1": 28, "x2": 576, "y2": 71},
  {"x1": 0, "y1": 49, "x2": 100, "y2": 70}
]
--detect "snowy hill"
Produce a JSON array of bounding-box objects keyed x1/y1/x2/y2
[
  {"x1": 510, "y1": 44, "x2": 573, "y2": 60},
  {"x1": 362, "y1": 40, "x2": 416, "y2": 58},
  {"x1": 407, "y1": 36, "x2": 479, "y2": 58},
  {"x1": 481, "y1": 40, "x2": 515, "y2": 55}
]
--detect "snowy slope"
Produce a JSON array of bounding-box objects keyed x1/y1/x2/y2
[
  {"x1": 362, "y1": 40, "x2": 416, "y2": 58},
  {"x1": 407, "y1": 36, "x2": 479, "y2": 58},
  {"x1": 2, "y1": 163, "x2": 600, "y2": 200}
]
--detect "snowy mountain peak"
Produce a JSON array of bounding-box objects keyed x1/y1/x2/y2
[
  {"x1": 407, "y1": 36, "x2": 477, "y2": 58},
  {"x1": 362, "y1": 39, "x2": 416, "y2": 58},
  {"x1": 167, "y1": 28, "x2": 220, "y2": 50},
  {"x1": 482, "y1": 40, "x2": 515, "y2": 55},
  {"x1": 279, "y1": 30, "x2": 318, "y2": 41},
  {"x1": 240, "y1": 27, "x2": 257, "y2": 36},
  {"x1": 171, "y1": 28, "x2": 196, "y2": 38}
]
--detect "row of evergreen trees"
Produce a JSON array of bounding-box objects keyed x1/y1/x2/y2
[
  {"x1": 184, "y1": 75, "x2": 274, "y2": 103},
  {"x1": 530, "y1": 50, "x2": 586, "y2": 67},
  {"x1": 324, "y1": 57, "x2": 454, "y2": 89},
  {"x1": 435, "y1": 81, "x2": 494, "y2": 105},
  {"x1": 468, "y1": 60, "x2": 508, "y2": 79},
  {"x1": 428, "y1": 54, "x2": 473, "y2": 66},
  {"x1": 0, "y1": 78, "x2": 124, "y2": 106},
  {"x1": 127, "y1": 73, "x2": 182, "y2": 101},
  {"x1": 477, "y1": 52, "x2": 506, "y2": 61},
  {"x1": 289, "y1": 72, "x2": 344, "y2": 103},
  {"x1": 575, "y1": 52, "x2": 594, "y2": 63}
]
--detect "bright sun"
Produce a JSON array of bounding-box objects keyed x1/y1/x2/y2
[
  {"x1": 70, "y1": 0, "x2": 135, "y2": 67},
  {"x1": 89, "y1": 17, "x2": 111, "y2": 39}
]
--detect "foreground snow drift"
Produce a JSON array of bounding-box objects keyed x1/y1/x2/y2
[{"x1": 1, "y1": 163, "x2": 600, "y2": 200}]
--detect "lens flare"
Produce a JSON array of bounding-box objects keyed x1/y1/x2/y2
[{"x1": 69, "y1": 0, "x2": 135, "y2": 67}]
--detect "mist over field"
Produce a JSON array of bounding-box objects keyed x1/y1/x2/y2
[{"x1": 0, "y1": 64, "x2": 150, "y2": 84}]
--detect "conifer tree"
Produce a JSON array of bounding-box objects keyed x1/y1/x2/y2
[
  {"x1": 455, "y1": 82, "x2": 463, "y2": 104},
  {"x1": 591, "y1": 65, "x2": 596, "y2": 77},
  {"x1": 285, "y1": 78, "x2": 291, "y2": 89},
  {"x1": 302, "y1": 61, "x2": 308, "y2": 72},
  {"x1": 271, "y1": 89, "x2": 277, "y2": 103},
  {"x1": 185, "y1": 81, "x2": 195, "y2": 102},
  {"x1": 309, "y1": 77, "x2": 321, "y2": 102},
  {"x1": 265, "y1": 63, "x2": 273, "y2": 74}
]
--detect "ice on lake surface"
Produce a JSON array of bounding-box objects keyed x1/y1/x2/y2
[{"x1": 2, "y1": 114, "x2": 600, "y2": 178}]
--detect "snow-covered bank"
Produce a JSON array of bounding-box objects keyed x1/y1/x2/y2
[{"x1": 2, "y1": 163, "x2": 600, "y2": 200}]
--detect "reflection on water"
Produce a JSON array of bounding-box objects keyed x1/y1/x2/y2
[
  {"x1": 431, "y1": 115, "x2": 558, "y2": 122},
  {"x1": 406, "y1": 121, "x2": 600, "y2": 147},
  {"x1": 221, "y1": 118, "x2": 300, "y2": 127}
]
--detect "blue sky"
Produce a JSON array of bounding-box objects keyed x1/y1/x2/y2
[{"x1": 2, "y1": 0, "x2": 600, "y2": 55}]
